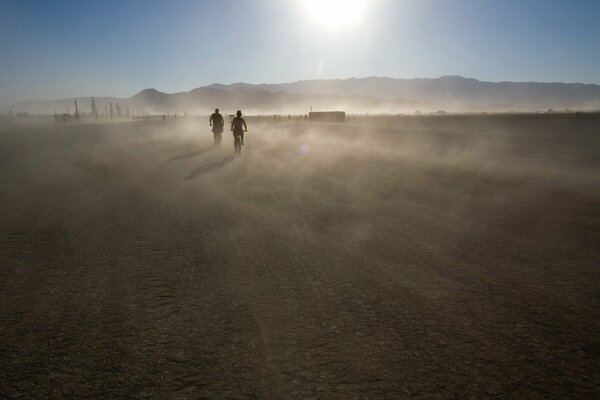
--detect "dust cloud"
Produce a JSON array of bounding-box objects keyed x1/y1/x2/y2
[{"x1": 1, "y1": 114, "x2": 599, "y2": 398}]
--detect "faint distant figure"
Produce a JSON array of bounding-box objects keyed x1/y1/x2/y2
[
  {"x1": 209, "y1": 108, "x2": 224, "y2": 146},
  {"x1": 91, "y1": 97, "x2": 98, "y2": 120},
  {"x1": 231, "y1": 110, "x2": 247, "y2": 155}
]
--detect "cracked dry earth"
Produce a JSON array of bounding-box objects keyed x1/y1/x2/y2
[{"x1": 1, "y1": 115, "x2": 599, "y2": 399}]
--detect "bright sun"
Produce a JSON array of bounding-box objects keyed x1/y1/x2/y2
[{"x1": 304, "y1": 0, "x2": 370, "y2": 30}]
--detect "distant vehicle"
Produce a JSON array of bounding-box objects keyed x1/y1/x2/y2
[
  {"x1": 132, "y1": 115, "x2": 151, "y2": 124},
  {"x1": 55, "y1": 113, "x2": 72, "y2": 123},
  {"x1": 309, "y1": 111, "x2": 345, "y2": 122}
]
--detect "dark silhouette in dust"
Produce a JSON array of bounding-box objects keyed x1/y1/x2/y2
[
  {"x1": 209, "y1": 108, "x2": 224, "y2": 147},
  {"x1": 231, "y1": 110, "x2": 247, "y2": 156},
  {"x1": 91, "y1": 97, "x2": 98, "y2": 120}
]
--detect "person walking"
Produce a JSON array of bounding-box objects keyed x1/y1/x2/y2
[{"x1": 209, "y1": 108, "x2": 224, "y2": 146}]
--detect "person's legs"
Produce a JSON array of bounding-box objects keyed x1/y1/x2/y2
[
  {"x1": 234, "y1": 135, "x2": 241, "y2": 155},
  {"x1": 213, "y1": 132, "x2": 222, "y2": 146}
]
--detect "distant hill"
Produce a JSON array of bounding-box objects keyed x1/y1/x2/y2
[
  {"x1": 4, "y1": 76, "x2": 600, "y2": 115},
  {"x1": 207, "y1": 76, "x2": 600, "y2": 111},
  {"x1": 125, "y1": 86, "x2": 420, "y2": 115}
]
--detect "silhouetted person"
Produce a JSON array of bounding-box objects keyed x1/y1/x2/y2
[
  {"x1": 231, "y1": 110, "x2": 247, "y2": 147},
  {"x1": 209, "y1": 108, "x2": 224, "y2": 146}
]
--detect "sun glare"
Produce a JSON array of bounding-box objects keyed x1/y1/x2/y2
[{"x1": 304, "y1": 0, "x2": 370, "y2": 30}]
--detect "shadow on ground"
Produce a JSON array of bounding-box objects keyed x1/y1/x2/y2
[
  {"x1": 166, "y1": 147, "x2": 215, "y2": 162},
  {"x1": 186, "y1": 155, "x2": 236, "y2": 179}
]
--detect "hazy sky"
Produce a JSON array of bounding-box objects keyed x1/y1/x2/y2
[{"x1": 1, "y1": 0, "x2": 599, "y2": 105}]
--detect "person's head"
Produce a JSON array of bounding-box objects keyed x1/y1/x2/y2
[
  {"x1": 215, "y1": 108, "x2": 219, "y2": 113},
  {"x1": 236, "y1": 110, "x2": 242, "y2": 117}
]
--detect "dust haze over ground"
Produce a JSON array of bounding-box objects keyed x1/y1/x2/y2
[{"x1": 1, "y1": 114, "x2": 599, "y2": 398}]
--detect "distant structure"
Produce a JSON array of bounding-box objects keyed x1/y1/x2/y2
[
  {"x1": 308, "y1": 111, "x2": 345, "y2": 123},
  {"x1": 109, "y1": 102, "x2": 113, "y2": 120},
  {"x1": 116, "y1": 102, "x2": 122, "y2": 117},
  {"x1": 91, "y1": 97, "x2": 98, "y2": 120},
  {"x1": 74, "y1": 100, "x2": 80, "y2": 121}
]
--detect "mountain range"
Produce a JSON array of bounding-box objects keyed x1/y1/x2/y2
[{"x1": 4, "y1": 76, "x2": 600, "y2": 115}]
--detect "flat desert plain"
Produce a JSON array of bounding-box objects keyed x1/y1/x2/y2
[{"x1": 1, "y1": 114, "x2": 599, "y2": 399}]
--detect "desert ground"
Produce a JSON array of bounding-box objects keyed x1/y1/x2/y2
[{"x1": 1, "y1": 114, "x2": 599, "y2": 399}]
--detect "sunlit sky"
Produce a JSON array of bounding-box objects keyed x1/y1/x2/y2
[{"x1": 1, "y1": 0, "x2": 599, "y2": 105}]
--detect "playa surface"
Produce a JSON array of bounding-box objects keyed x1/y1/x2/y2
[{"x1": 1, "y1": 114, "x2": 599, "y2": 399}]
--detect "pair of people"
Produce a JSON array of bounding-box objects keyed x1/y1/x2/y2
[{"x1": 209, "y1": 108, "x2": 247, "y2": 149}]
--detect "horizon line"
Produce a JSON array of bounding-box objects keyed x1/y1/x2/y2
[{"x1": 4, "y1": 74, "x2": 600, "y2": 106}]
